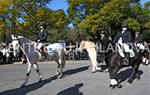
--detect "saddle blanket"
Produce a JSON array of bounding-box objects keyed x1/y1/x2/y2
[{"x1": 117, "y1": 45, "x2": 135, "y2": 58}]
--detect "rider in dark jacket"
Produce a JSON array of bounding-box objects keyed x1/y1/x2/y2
[
  {"x1": 36, "y1": 23, "x2": 48, "y2": 59},
  {"x1": 114, "y1": 24, "x2": 132, "y2": 65},
  {"x1": 114, "y1": 26, "x2": 132, "y2": 43},
  {"x1": 134, "y1": 31, "x2": 145, "y2": 50},
  {"x1": 37, "y1": 29, "x2": 48, "y2": 43}
]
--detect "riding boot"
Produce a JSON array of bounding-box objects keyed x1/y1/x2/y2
[
  {"x1": 41, "y1": 52, "x2": 47, "y2": 60},
  {"x1": 36, "y1": 49, "x2": 43, "y2": 61},
  {"x1": 123, "y1": 52, "x2": 130, "y2": 65}
]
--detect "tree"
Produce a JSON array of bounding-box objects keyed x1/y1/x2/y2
[
  {"x1": 69, "y1": 0, "x2": 150, "y2": 41},
  {"x1": 0, "y1": 0, "x2": 69, "y2": 42},
  {"x1": 67, "y1": 0, "x2": 109, "y2": 26}
]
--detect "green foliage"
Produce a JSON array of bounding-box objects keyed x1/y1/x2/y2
[
  {"x1": 0, "y1": 0, "x2": 68, "y2": 42},
  {"x1": 68, "y1": 0, "x2": 106, "y2": 26},
  {"x1": 0, "y1": 0, "x2": 150, "y2": 43},
  {"x1": 142, "y1": 31, "x2": 150, "y2": 42},
  {"x1": 68, "y1": 0, "x2": 150, "y2": 42},
  {"x1": 123, "y1": 18, "x2": 140, "y2": 31}
]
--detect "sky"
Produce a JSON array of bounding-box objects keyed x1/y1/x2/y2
[
  {"x1": 47, "y1": 0, "x2": 149, "y2": 13},
  {"x1": 47, "y1": 0, "x2": 68, "y2": 13}
]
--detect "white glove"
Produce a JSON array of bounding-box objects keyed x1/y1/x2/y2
[{"x1": 38, "y1": 40, "x2": 40, "y2": 42}]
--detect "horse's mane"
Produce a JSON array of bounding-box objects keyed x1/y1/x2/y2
[
  {"x1": 82, "y1": 40, "x2": 96, "y2": 48},
  {"x1": 18, "y1": 36, "x2": 35, "y2": 44}
]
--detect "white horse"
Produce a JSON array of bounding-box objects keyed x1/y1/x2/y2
[
  {"x1": 79, "y1": 41, "x2": 102, "y2": 72},
  {"x1": 11, "y1": 35, "x2": 66, "y2": 87}
]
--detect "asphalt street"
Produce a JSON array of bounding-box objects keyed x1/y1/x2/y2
[{"x1": 0, "y1": 60, "x2": 149, "y2": 95}]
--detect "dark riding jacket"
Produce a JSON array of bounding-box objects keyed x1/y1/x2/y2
[
  {"x1": 114, "y1": 31, "x2": 132, "y2": 43},
  {"x1": 37, "y1": 29, "x2": 48, "y2": 43},
  {"x1": 134, "y1": 35, "x2": 143, "y2": 44}
]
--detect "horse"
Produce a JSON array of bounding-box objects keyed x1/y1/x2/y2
[
  {"x1": 11, "y1": 35, "x2": 66, "y2": 87},
  {"x1": 79, "y1": 41, "x2": 102, "y2": 73},
  {"x1": 100, "y1": 38, "x2": 146, "y2": 88}
]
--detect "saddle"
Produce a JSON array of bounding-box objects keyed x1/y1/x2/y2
[{"x1": 117, "y1": 44, "x2": 135, "y2": 58}]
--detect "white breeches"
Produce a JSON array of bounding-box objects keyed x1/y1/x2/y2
[
  {"x1": 122, "y1": 43, "x2": 130, "y2": 52},
  {"x1": 137, "y1": 43, "x2": 145, "y2": 50},
  {"x1": 37, "y1": 43, "x2": 44, "y2": 50},
  {"x1": 118, "y1": 38, "x2": 129, "y2": 52}
]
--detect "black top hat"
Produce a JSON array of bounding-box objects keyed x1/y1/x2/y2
[
  {"x1": 122, "y1": 24, "x2": 128, "y2": 28},
  {"x1": 101, "y1": 31, "x2": 105, "y2": 34},
  {"x1": 135, "y1": 31, "x2": 140, "y2": 35},
  {"x1": 40, "y1": 22, "x2": 47, "y2": 29}
]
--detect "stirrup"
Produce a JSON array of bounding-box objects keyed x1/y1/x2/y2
[{"x1": 123, "y1": 58, "x2": 129, "y2": 65}]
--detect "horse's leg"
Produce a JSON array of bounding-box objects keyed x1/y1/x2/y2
[
  {"x1": 135, "y1": 63, "x2": 140, "y2": 80},
  {"x1": 90, "y1": 57, "x2": 97, "y2": 73},
  {"x1": 58, "y1": 57, "x2": 63, "y2": 78},
  {"x1": 87, "y1": 49, "x2": 96, "y2": 72},
  {"x1": 104, "y1": 54, "x2": 109, "y2": 72},
  {"x1": 88, "y1": 54, "x2": 100, "y2": 72},
  {"x1": 127, "y1": 62, "x2": 140, "y2": 84},
  {"x1": 33, "y1": 63, "x2": 42, "y2": 82},
  {"x1": 55, "y1": 58, "x2": 61, "y2": 78},
  {"x1": 21, "y1": 63, "x2": 33, "y2": 87},
  {"x1": 95, "y1": 60, "x2": 101, "y2": 70},
  {"x1": 108, "y1": 66, "x2": 122, "y2": 89},
  {"x1": 91, "y1": 49, "x2": 101, "y2": 71},
  {"x1": 93, "y1": 58, "x2": 101, "y2": 71},
  {"x1": 145, "y1": 58, "x2": 149, "y2": 65}
]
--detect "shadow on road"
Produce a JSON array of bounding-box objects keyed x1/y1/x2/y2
[
  {"x1": 63, "y1": 66, "x2": 89, "y2": 78},
  {"x1": 0, "y1": 75, "x2": 57, "y2": 95},
  {"x1": 0, "y1": 66, "x2": 89, "y2": 95},
  {"x1": 116, "y1": 68, "x2": 143, "y2": 83},
  {"x1": 57, "y1": 83, "x2": 83, "y2": 95}
]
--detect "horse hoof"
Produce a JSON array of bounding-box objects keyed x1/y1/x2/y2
[
  {"x1": 57, "y1": 73, "x2": 63, "y2": 79},
  {"x1": 21, "y1": 84, "x2": 25, "y2": 87},
  {"x1": 103, "y1": 69, "x2": 108, "y2": 73},
  {"x1": 39, "y1": 79, "x2": 42, "y2": 82},
  {"x1": 116, "y1": 84, "x2": 122, "y2": 88},
  {"x1": 91, "y1": 71, "x2": 97, "y2": 73},
  {"x1": 58, "y1": 75, "x2": 63, "y2": 79},
  {"x1": 126, "y1": 81, "x2": 132, "y2": 85},
  {"x1": 98, "y1": 69, "x2": 104, "y2": 72},
  {"x1": 109, "y1": 84, "x2": 115, "y2": 89},
  {"x1": 136, "y1": 77, "x2": 140, "y2": 81}
]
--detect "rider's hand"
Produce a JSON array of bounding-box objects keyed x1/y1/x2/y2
[{"x1": 38, "y1": 40, "x2": 40, "y2": 42}]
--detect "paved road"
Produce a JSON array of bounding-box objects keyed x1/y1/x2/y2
[{"x1": 0, "y1": 60, "x2": 149, "y2": 95}]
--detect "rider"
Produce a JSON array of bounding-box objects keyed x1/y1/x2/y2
[
  {"x1": 134, "y1": 31, "x2": 147, "y2": 64},
  {"x1": 134, "y1": 31, "x2": 145, "y2": 50},
  {"x1": 36, "y1": 23, "x2": 48, "y2": 59},
  {"x1": 114, "y1": 23, "x2": 132, "y2": 65}
]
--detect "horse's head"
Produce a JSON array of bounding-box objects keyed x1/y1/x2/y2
[
  {"x1": 79, "y1": 41, "x2": 96, "y2": 51},
  {"x1": 11, "y1": 35, "x2": 20, "y2": 57},
  {"x1": 79, "y1": 41, "x2": 86, "y2": 52}
]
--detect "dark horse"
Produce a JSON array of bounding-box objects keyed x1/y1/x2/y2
[{"x1": 99, "y1": 32, "x2": 144, "y2": 89}]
